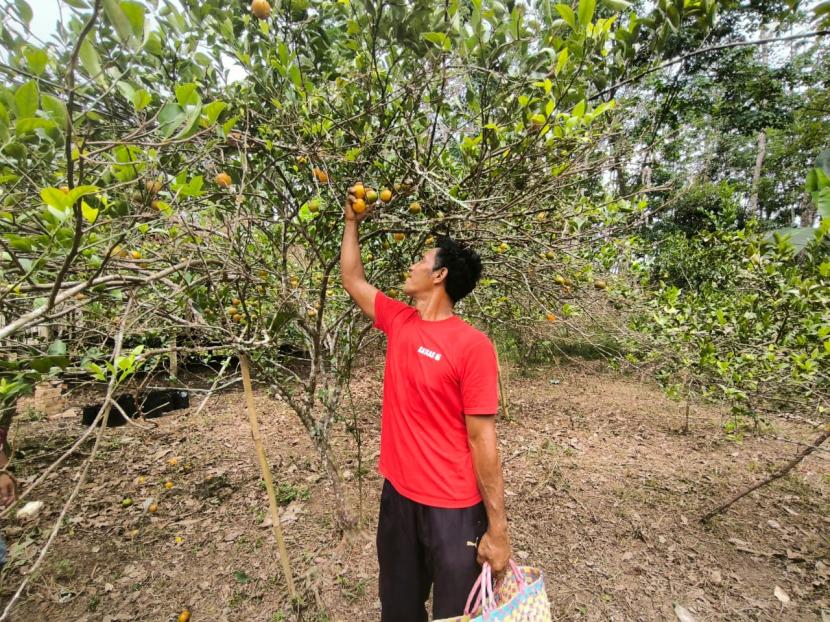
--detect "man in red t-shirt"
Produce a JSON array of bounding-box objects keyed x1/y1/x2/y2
[{"x1": 340, "y1": 189, "x2": 511, "y2": 621}]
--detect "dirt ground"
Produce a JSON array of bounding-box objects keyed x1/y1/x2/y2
[{"x1": 2, "y1": 360, "x2": 828, "y2": 621}]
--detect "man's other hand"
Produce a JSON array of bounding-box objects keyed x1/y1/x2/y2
[{"x1": 0, "y1": 473, "x2": 16, "y2": 508}]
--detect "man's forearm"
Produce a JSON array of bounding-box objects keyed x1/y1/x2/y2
[
  {"x1": 470, "y1": 431, "x2": 508, "y2": 534},
  {"x1": 340, "y1": 219, "x2": 366, "y2": 287}
]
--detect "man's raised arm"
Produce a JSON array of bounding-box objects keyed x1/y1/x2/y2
[{"x1": 340, "y1": 189, "x2": 379, "y2": 320}]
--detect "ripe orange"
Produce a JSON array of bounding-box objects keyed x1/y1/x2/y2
[
  {"x1": 546, "y1": 313, "x2": 556, "y2": 322},
  {"x1": 352, "y1": 198, "x2": 366, "y2": 214},
  {"x1": 232, "y1": 313, "x2": 243, "y2": 322},
  {"x1": 380, "y1": 188, "x2": 392, "y2": 202},
  {"x1": 409, "y1": 202, "x2": 421, "y2": 215},
  {"x1": 215, "y1": 172, "x2": 232, "y2": 187},
  {"x1": 554, "y1": 275, "x2": 566, "y2": 286},
  {"x1": 352, "y1": 183, "x2": 365, "y2": 200},
  {"x1": 227, "y1": 306, "x2": 238, "y2": 316},
  {"x1": 149, "y1": 503, "x2": 158, "y2": 513},
  {"x1": 164, "y1": 481, "x2": 174, "y2": 489},
  {"x1": 425, "y1": 235, "x2": 435, "y2": 246},
  {"x1": 178, "y1": 609, "x2": 191, "y2": 622},
  {"x1": 313, "y1": 168, "x2": 329, "y2": 183},
  {"x1": 251, "y1": 0, "x2": 271, "y2": 18},
  {"x1": 232, "y1": 298, "x2": 241, "y2": 306},
  {"x1": 151, "y1": 200, "x2": 162, "y2": 210},
  {"x1": 145, "y1": 179, "x2": 162, "y2": 194},
  {"x1": 393, "y1": 232, "x2": 405, "y2": 242},
  {"x1": 130, "y1": 250, "x2": 142, "y2": 260}
]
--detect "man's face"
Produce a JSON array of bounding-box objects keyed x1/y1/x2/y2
[{"x1": 403, "y1": 248, "x2": 443, "y2": 297}]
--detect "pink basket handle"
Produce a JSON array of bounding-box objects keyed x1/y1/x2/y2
[{"x1": 463, "y1": 560, "x2": 526, "y2": 615}]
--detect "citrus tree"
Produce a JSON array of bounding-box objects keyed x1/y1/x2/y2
[{"x1": 1, "y1": 0, "x2": 716, "y2": 537}]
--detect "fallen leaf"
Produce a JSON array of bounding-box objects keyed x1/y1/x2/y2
[
  {"x1": 774, "y1": 585, "x2": 790, "y2": 604},
  {"x1": 674, "y1": 603, "x2": 697, "y2": 622}
]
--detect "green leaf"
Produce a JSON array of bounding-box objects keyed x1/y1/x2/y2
[
  {"x1": 555, "y1": 4, "x2": 576, "y2": 29},
  {"x1": 120, "y1": 1, "x2": 146, "y2": 38},
  {"x1": 158, "y1": 102, "x2": 186, "y2": 137},
  {"x1": 15, "y1": 81, "x2": 39, "y2": 118},
  {"x1": 103, "y1": 0, "x2": 137, "y2": 47},
  {"x1": 15, "y1": 117, "x2": 56, "y2": 134},
  {"x1": 14, "y1": 0, "x2": 33, "y2": 23},
  {"x1": 24, "y1": 47, "x2": 49, "y2": 76},
  {"x1": 578, "y1": 0, "x2": 596, "y2": 25},
  {"x1": 602, "y1": 0, "x2": 631, "y2": 10},
  {"x1": 765, "y1": 227, "x2": 817, "y2": 252},
  {"x1": 422, "y1": 32, "x2": 450, "y2": 49},
  {"x1": 47, "y1": 340, "x2": 67, "y2": 356},
  {"x1": 30, "y1": 356, "x2": 69, "y2": 373},
  {"x1": 41, "y1": 187, "x2": 69, "y2": 210},
  {"x1": 202, "y1": 101, "x2": 227, "y2": 125},
  {"x1": 41, "y1": 94, "x2": 67, "y2": 127},
  {"x1": 66, "y1": 185, "x2": 99, "y2": 205},
  {"x1": 79, "y1": 38, "x2": 102, "y2": 79},
  {"x1": 572, "y1": 99, "x2": 586, "y2": 118},
  {"x1": 175, "y1": 83, "x2": 199, "y2": 107},
  {"x1": 554, "y1": 47, "x2": 569, "y2": 75},
  {"x1": 81, "y1": 200, "x2": 99, "y2": 223}
]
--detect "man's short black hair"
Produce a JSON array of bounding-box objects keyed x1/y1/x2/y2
[{"x1": 433, "y1": 236, "x2": 482, "y2": 304}]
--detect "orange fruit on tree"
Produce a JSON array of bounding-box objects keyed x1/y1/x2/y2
[
  {"x1": 365, "y1": 189, "x2": 378, "y2": 203},
  {"x1": 393, "y1": 232, "x2": 405, "y2": 242},
  {"x1": 251, "y1": 0, "x2": 271, "y2": 18},
  {"x1": 352, "y1": 183, "x2": 365, "y2": 199},
  {"x1": 380, "y1": 188, "x2": 392, "y2": 202},
  {"x1": 313, "y1": 167, "x2": 329, "y2": 183},
  {"x1": 215, "y1": 172, "x2": 232, "y2": 187},
  {"x1": 425, "y1": 235, "x2": 435, "y2": 246},
  {"x1": 151, "y1": 200, "x2": 162, "y2": 210},
  {"x1": 130, "y1": 250, "x2": 142, "y2": 260},
  {"x1": 164, "y1": 481, "x2": 174, "y2": 489},
  {"x1": 308, "y1": 198, "x2": 321, "y2": 213},
  {"x1": 409, "y1": 201, "x2": 421, "y2": 215},
  {"x1": 232, "y1": 298, "x2": 241, "y2": 306},
  {"x1": 232, "y1": 313, "x2": 243, "y2": 322},
  {"x1": 227, "y1": 306, "x2": 238, "y2": 315},
  {"x1": 351, "y1": 198, "x2": 366, "y2": 214},
  {"x1": 145, "y1": 179, "x2": 162, "y2": 194},
  {"x1": 178, "y1": 609, "x2": 191, "y2": 622}
]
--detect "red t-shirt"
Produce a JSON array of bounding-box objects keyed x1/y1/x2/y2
[{"x1": 373, "y1": 292, "x2": 499, "y2": 508}]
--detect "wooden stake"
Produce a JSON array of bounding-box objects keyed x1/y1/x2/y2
[
  {"x1": 494, "y1": 345, "x2": 509, "y2": 420},
  {"x1": 239, "y1": 353, "x2": 297, "y2": 599}
]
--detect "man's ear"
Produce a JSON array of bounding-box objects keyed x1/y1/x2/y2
[{"x1": 433, "y1": 266, "x2": 448, "y2": 284}]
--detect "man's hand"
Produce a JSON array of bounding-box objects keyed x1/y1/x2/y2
[
  {"x1": 344, "y1": 184, "x2": 374, "y2": 223},
  {"x1": 0, "y1": 473, "x2": 16, "y2": 508},
  {"x1": 477, "y1": 526, "x2": 512, "y2": 576}
]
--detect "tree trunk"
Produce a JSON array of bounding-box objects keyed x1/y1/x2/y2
[
  {"x1": 799, "y1": 190, "x2": 817, "y2": 227},
  {"x1": 749, "y1": 129, "x2": 766, "y2": 219},
  {"x1": 322, "y1": 443, "x2": 357, "y2": 532}
]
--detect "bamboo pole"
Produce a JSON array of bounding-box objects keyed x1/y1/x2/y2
[
  {"x1": 239, "y1": 353, "x2": 297, "y2": 599},
  {"x1": 494, "y1": 345, "x2": 509, "y2": 420}
]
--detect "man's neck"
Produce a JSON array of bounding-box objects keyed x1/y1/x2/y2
[{"x1": 412, "y1": 291, "x2": 454, "y2": 321}]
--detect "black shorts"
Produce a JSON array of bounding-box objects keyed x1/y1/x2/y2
[{"x1": 377, "y1": 479, "x2": 488, "y2": 621}]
